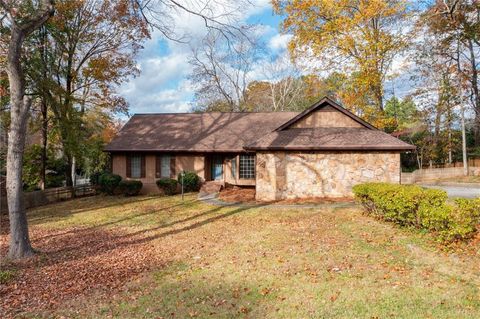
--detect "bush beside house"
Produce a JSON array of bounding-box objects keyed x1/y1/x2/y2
[
  {"x1": 353, "y1": 183, "x2": 480, "y2": 242},
  {"x1": 118, "y1": 180, "x2": 143, "y2": 196},
  {"x1": 178, "y1": 171, "x2": 201, "y2": 192},
  {"x1": 98, "y1": 173, "x2": 122, "y2": 195},
  {"x1": 156, "y1": 178, "x2": 178, "y2": 195}
]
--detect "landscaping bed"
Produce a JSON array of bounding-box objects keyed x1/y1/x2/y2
[{"x1": 218, "y1": 186, "x2": 354, "y2": 205}]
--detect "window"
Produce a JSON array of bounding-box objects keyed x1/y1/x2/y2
[
  {"x1": 230, "y1": 157, "x2": 237, "y2": 179},
  {"x1": 130, "y1": 155, "x2": 142, "y2": 178},
  {"x1": 160, "y1": 155, "x2": 171, "y2": 178},
  {"x1": 156, "y1": 155, "x2": 173, "y2": 178},
  {"x1": 239, "y1": 154, "x2": 255, "y2": 179}
]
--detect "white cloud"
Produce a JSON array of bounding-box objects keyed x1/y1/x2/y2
[
  {"x1": 268, "y1": 33, "x2": 292, "y2": 51},
  {"x1": 119, "y1": 0, "x2": 275, "y2": 114}
]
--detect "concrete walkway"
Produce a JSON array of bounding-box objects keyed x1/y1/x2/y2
[
  {"x1": 421, "y1": 183, "x2": 480, "y2": 199},
  {"x1": 198, "y1": 192, "x2": 357, "y2": 209}
]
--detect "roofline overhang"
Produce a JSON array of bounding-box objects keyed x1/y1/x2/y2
[
  {"x1": 104, "y1": 149, "x2": 255, "y2": 153},
  {"x1": 244, "y1": 146, "x2": 416, "y2": 152}
]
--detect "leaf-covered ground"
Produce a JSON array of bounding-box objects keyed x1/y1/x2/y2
[{"x1": 1, "y1": 194, "x2": 480, "y2": 318}]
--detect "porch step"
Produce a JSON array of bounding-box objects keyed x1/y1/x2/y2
[{"x1": 199, "y1": 181, "x2": 224, "y2": 198}]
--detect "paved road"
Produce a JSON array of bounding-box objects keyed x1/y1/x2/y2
[{"x1": 421, "y1": 184, "x2": 480, "y2": 198}]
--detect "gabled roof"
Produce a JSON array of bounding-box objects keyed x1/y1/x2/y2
[
  {"x1": 104, "y1": 112, "x2": 298, "y2": 152},
  {"x1": 105, "y1": 97, "x2": 415, "y2": 153},
  {"x1": 244, "y1": 127, "x2": 415, "y2": 151},
  {"x1": 274, "y1": 96, "x2": 377, "y2": 131}
]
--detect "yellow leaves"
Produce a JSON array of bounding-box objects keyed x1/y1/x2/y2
[{"x1": 276, "y1": 0, "x2": 409, "y2": 111}]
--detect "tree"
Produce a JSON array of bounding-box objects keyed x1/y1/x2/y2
[
  {"x1": 258, "y1": 55, "x2": 305, "y2": 111},
  {"x1": 189, "y1": 28, "x2": 263, "y2": 112},
  {"x1": 272, "y1": 0, "x2": 409, "y2": 112},
  {"x1": 423, "y1": 0, "x2": 480, "y2": 146},
  {"x1": 0, "y1": 0, "x2": 54, "y2": 258},
  {"x1": 384, "y1": 96, "x2": 418, "y2": 133},
  {"x1": 30, "y1": 0, "x2": 148, "y2": 187}
]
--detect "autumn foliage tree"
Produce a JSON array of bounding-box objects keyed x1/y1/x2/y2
[
  {"x1": 29, "y1": 0, "x2": 148, "y2": 187},
  {"x1": 272, "y1": 0, "x2": 409, "y2": 120}
]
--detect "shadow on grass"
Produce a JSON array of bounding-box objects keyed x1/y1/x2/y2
[
  {"x1": 45, "y1": 204, "x2": 259, "y2": 258},
  {"x1": 27, "y1": 195, "x2": 162, "y2": 225},
  {"x1": 34, "y1": 197, "x2": 200, "y2": 241},
  {"x1": 1, "y1": 202, "x2": 261, "y2": 316}
]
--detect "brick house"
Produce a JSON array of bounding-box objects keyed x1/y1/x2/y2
[{"x1": 105, "y1": 97, "x2": 414, "y2": 200}]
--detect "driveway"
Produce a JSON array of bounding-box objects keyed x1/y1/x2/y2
[{"x1": 421, "y1": 183, "x2": 480, "y2": 198}]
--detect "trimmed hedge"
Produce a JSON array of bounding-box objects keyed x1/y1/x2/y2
[
  {"x1": 156, "y1": 178, "x2": 178, "y2": 195},
  {"x1": 98, "y1": 173, "x2": 122, "y2": 195},
  {"x1": 118, "y1": 180, "x2": 143, "y2": 196},
  {"x1": 353, "y1": 183, "x2": 480, "y2": 242},
  {"x1": 178, "y1": 171, "x2": 201, "y2": 192}
]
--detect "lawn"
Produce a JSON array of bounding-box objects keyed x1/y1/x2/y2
[{"x1": 1, "y1": 194, "x2": 480, "y2": 318}]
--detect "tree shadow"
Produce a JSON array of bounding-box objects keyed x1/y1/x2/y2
[
  {"x1": 34, "y1": 197, "x2": 200, "y2": 241},
  {"x1": 27, "y1": 195, "x2": 164, "y2": 225},
  {"x1": 1, "y1": 203, "x2": 261, "y2": 316}
]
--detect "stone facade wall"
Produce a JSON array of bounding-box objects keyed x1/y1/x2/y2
[{"x1": 255, "y1": 151, "x2": 400, "y2": 201}]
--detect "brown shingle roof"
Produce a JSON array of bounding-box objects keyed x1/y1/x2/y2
[
  {"x1": 104, "y1": 112, "x2": 298, "y2": 152},
  {"x1": 244, "y1": 127, "x2": 416, "y2": 151}
]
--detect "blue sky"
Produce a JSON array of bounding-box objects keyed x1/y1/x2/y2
[
  {"x1": 119, "y1": 1, "x2": 287, "y2": 115},
  {"x1": 118, "y1": 1, "x2": 413, "y2": 116}
]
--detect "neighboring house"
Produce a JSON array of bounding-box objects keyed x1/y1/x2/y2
[{"x1": 105, "y1": 97, "x2": 415, "y2": 200}]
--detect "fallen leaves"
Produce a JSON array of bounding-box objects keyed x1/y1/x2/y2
[{"x1": 0, "y1": 226, "x2": 166, "y2": 318}]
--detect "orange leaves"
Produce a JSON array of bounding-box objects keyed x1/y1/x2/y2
[{"x1": 276, "y1": 0, "x2": 409, "y2": 112}]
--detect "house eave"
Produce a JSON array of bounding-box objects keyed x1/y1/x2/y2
[{"x1": 244, "y1": 146, "x2": 416, "y2": 152}]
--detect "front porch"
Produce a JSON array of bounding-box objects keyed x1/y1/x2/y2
[{"x1": 203, "y1": 153, "x2": 256, "y2": 187}]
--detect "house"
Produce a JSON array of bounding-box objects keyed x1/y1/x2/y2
[{"x1": 104, "y1": 97, "x2": 415, "y2": 200}]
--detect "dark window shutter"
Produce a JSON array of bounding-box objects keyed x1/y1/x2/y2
[
  {"x1": 126, "y1": 155, "x2": 131, "y2": 178},
  {"x1": 155, "y1": 155, "x2": 161, "y2": 178},
  {"x1": 170, "y1": 156, "x2": 176, "y2": 178},
  {"x1": 141, "y1": 155, "x2": 146, "y2": 178}
]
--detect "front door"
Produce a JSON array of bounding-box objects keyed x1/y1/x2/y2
[{"x1": 211, "y1": 156, "x2": 223, "y2": 180}]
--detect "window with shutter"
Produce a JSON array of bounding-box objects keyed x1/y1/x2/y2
[
  {"x1": 130, "y1": 155, "x2": 142, "y2": 178},
  {"x1": 230, "y1": 157, "x2": 237, "y2": 179},
  {"x1": 160, "y1": 155, "x2": 171, "y2": 178}
]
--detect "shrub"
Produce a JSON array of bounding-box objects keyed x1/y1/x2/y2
[
  {"x1": 90, "y1": 171, "x2": 102, "y2": 186},
  {"x1": 98, "y1": 172, "x2": 122, "y2": 195},
  {"x1": 118, "y1": 180, "x2": 143, "y2": 196},
  {"x1": 353, "y1": 183, "x2": 480, "y2": 243},
  {"x1": 156, "y1": 178, "x2": 178, "y2": 195},
  {"x1": 178, "y1": 171, "x2": 201, "y2": 192},
  {"x1": 46, "y1": 174, "x2": 65, "y2": 188}
]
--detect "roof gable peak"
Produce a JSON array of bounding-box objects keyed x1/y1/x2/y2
[{"x1": 274, "y1": 96, "x2": 377, "y2": 131}]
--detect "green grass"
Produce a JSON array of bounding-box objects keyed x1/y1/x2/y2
[
  {"x1": 10, "y1": 194, "x2": 480, "y2": 318},
  {"x1": 0, "y1": 269, "x2": 16, "y2": 284}
]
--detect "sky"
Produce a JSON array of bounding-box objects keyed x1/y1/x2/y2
[
  {"x1": 119, "y1": 1, "x2": 289, "y2": 115},
  {"x1": 118, "y1": 1, "x2": 414, "y2": 116}
]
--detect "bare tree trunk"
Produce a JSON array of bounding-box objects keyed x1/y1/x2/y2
[
  {"x1": 1, "y1": 0, "x2": 55, "y2": 259},
  {"x1": 6, "y1": 27, "x2": 35, "y2": 258},
  {"x1": 64, "y1": 154, "x2": 73, "y2": 187},
  {"x1": 467, "y1": 39, "x2": 480, "y2": 146},
  {"x1": 461, "y1": 105, "x2": 469, "y2": 176},
  {"x1": 40, "y1": 98, "x2": 47, "y2": 190}
]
